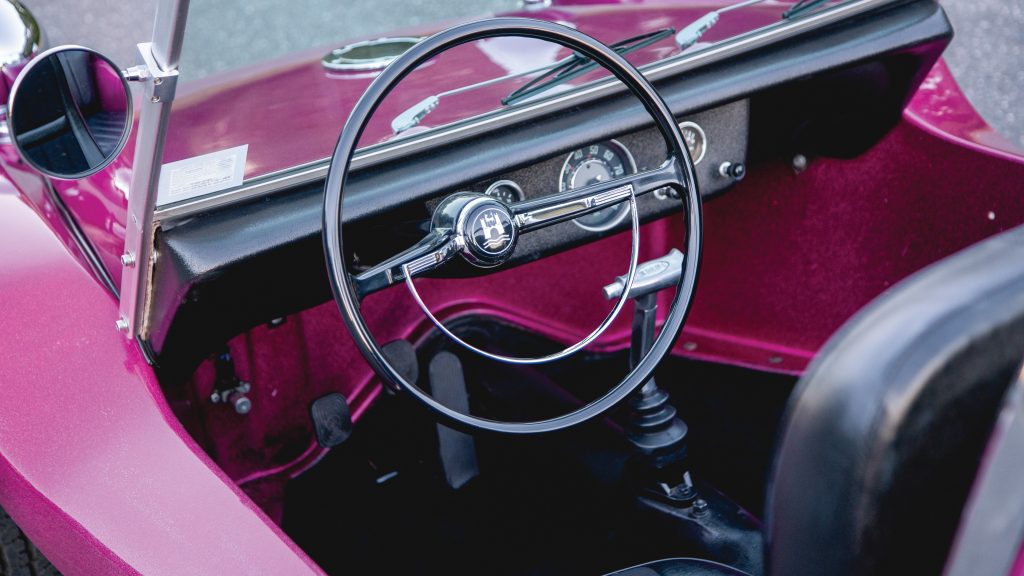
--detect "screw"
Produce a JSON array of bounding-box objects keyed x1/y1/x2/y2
[
  {"x1": 120, "y1": 252, "x2": 135, "y2": 267},
  {"x1": 153, "y1": 77, "x2": 163, "y2": 85},
  {"x1": 115, "y1": 318, "x2": 129, "y2": 332},
  {"x1": 692, "y1": 498, "x2": 710, "y2": 517},
  {"x1": 151, "y1": 96, "x2": 160, "y2": 103}
]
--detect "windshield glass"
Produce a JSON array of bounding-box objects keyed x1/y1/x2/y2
[{"x1": 158, "y1": 0, "x2": 844, "y2": 208}]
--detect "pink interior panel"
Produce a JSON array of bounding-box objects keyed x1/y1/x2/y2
[{"x1": 179, "y1": 92, "x2": 1024, "y2": 517}]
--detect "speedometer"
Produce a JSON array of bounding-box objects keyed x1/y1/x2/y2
[{"x1": 559, "y1": 140, "x2": 637, "y2": 231}]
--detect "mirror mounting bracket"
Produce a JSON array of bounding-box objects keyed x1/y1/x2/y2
[{"x1": 130, "y1": 41, "x2": 179, "y2": 104}]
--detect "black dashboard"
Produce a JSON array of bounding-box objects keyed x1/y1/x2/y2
[
  {"x1": 350, "y1": 99, "x2": 750, "y2": 272},
  {"x1": 148, "y1": 0, "x2": 952, "y2": 378}
]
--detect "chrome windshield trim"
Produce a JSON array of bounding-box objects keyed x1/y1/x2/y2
[
  {"x1": 120, "y1": 0, "x2": 190, "y2": 342},
  {"x1": 154, "y1": 0, "x2": 896, "y2": 223}
]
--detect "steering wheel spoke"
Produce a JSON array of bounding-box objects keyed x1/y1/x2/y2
[
  {"x1": 512, "y1": 158, "x2": 681, "y2": 233},
  {"x1": 353, "y1": 231, "x2": 461, "y2": 298}
]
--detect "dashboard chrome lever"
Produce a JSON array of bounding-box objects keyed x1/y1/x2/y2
[{"x1": 603, "y1": 248, "x2": 684, "y2": 300}]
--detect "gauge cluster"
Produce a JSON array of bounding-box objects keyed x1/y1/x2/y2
[
  {"x1": 484, "y1": 180, "x2": 524, "y2": 204},
  {"x1": 560, "y1": 140, "x2": 637, "y2": 232},
  {"x1": 453, "y1": 99, "x2": 748, "y2": 265}
]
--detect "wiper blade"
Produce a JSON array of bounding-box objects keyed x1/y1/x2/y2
[{"x1": 500, "y1": 28, "x2": 674, "y2": 107}]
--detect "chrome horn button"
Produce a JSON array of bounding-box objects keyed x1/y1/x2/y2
[{"x1": 459, "y1": 198, "x2": 518, "y2": 267}]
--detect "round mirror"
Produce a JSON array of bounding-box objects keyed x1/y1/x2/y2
[{"x1": 7, "y1": 45, "x2": 132, "y2": 179}]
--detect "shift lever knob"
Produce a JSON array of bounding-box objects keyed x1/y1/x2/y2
[{"x1": 603, "y1": 248, "x2": 685, "y2": 300}]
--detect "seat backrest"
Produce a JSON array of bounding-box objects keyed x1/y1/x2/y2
[{"x1": 765, "y1": 224, "x2": 1024, "y2": 576}]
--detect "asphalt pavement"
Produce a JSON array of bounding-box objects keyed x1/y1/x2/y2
[{"x1": 25, "y1": 0, "x2": 1024, "y2": 148}]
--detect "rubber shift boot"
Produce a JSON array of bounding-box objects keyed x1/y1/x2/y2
[{"x1": 428, "y1": 352, "x2": 480, "y2": 490}]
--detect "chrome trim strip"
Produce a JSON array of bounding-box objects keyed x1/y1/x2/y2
[
  {"x1": 154, "y1": 0, "x2": 896, "y2": 222},
  {"x1": 514, "y1": 183, "x2": 633, "y2": 230}
]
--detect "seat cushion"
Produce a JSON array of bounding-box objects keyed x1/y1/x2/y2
[{"x1": 607, "y1": 557, "x2": 752, "y2": 576}]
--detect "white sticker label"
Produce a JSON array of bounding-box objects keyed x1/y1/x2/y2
[{"x1": 156, "y1": 145, "x2": 248, "y2": 205}]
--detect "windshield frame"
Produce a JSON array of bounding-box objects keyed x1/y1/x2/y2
[
  {"x1": 118, "y1": 0, "x2": 190, "y2": 342},
  {"x1": 121, "y1": 0, "x2": 900, "y2": 344}
]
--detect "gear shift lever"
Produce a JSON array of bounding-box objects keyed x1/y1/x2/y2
[
  {"x1": 604, "y1": 249, "x2": 692, "y2": 500},
  {"x1": 605, "y1": 250, "x2": 764, "y2": 571}
]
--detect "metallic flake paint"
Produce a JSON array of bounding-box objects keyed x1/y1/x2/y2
[{"x1": 0, "y1": 182, "x2": 320, "y2": 573}]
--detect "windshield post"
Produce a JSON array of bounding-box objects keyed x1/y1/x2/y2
[{"x1": 117, "y1": 0, "x2": 190, "y2": 343}]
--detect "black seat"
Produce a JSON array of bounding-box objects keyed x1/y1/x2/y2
[
  {"x1": 766, "y1": 224, "x2": 1024, "y2": 575},
  {"x1": 614, "y1": 224, "x2": 1024, "y2": 576}
]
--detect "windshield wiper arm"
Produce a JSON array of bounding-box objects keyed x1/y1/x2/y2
[
  {"x1": 500, "y1": 27, "x2": 674, "y2": 107},
  {"x1": 391, "y1": 28, "x2": 673, "y2": 135},
  {"x1": 390, "y1": 57, "x2": 570, "y2": 134},
  {"x1": 675, "y1": 0, "x2": 835, "y2": 52},
  {"x1": 674, "y1": 0, "x2": 769, "y2": 51}
]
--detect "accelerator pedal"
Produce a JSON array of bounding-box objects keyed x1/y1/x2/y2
[
  {"x1": 428, "y1": 352, "x2": 480, "y2": 490},
  {"x1": 381, "y1": 339, "x2": 420, "y2": 394}
]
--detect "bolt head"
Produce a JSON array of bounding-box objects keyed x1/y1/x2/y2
[
  {"x1": 115, "y1": 318, "x2": 129, "y2": 332},
  {"x1": 792, "y1": 154, "x2": 808, "y2": 173},
  {"x1": 233, "y1": 396, "x2": 252, "y2": 415},
  {"x1": 120, "y1": 252, "x2": 135, "y2": 267}
]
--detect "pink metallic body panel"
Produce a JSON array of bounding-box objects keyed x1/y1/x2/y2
[
  {"x1": 0, "y1": 1, "x2": 1020, "y2": 571},
  {"x1": 0, "y1": 182, "x2": 319, "y2": 573}
]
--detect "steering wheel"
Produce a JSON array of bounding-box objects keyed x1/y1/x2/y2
[{"x1": 323, "y1": 18, "x2": 702, "y2": 435}]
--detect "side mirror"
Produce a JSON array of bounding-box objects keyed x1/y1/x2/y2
[{"x1": 7, "y1": 46, "x2": 131, "y2": 179}]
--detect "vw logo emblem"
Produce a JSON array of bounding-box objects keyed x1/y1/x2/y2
[{"x1": 463, "y1": 201, "x2": 517, "y2": 265}]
